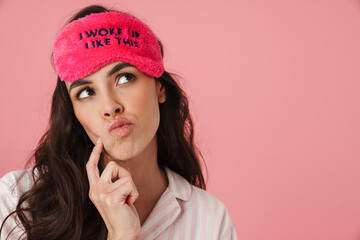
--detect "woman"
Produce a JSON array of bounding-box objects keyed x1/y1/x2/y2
[{"x1": 0, "y1": 5, "x2": 237, "y2": 240}]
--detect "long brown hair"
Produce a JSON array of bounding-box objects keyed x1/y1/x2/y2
[{"x1": 1, "y1": 5, "x2": 206, "y2": 240}]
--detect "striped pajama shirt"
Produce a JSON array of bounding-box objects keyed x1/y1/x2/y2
[{"x1": 0, "y1": 167, "x2": 237, "y2": 239}]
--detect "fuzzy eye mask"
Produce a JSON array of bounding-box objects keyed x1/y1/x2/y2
[{"x1": 53, "y1": 11, "x2": 164, "y2": 82}]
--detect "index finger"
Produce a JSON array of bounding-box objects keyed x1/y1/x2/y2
[{"x1": 86, "y1": 138, "x2": 103, "y2": 186}]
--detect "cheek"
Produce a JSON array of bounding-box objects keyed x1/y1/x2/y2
[
  {"x1": 131, "y1": 84, "x2": 160, "y2": 133},
  {"x1": 73, "y1": 104, "x2": 98, "y2": 141}
]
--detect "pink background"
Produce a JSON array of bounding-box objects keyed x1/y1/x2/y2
[{"x1": 1, "y1": 0, "x2": 360, "y2": 239}]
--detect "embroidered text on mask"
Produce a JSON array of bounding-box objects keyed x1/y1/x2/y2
[{"x1": 78, "y1": 28, "x2": 140, "y2": 49}]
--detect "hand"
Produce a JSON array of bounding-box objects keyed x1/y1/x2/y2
[{"x1": 86, "y1": 138, "x2": 141, "y2": 240}]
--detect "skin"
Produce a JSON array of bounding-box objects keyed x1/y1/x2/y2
[{"x1": 65, "y1": 61, "x2": 168, "y2": 240}]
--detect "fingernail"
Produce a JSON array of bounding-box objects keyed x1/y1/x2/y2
[{"x1": 97, "y1": 138, "x2": 101, "y2": 144}]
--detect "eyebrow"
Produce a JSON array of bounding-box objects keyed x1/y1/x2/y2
[
  {"x1": 68, "y1": 63, "x2": 134, "y2": 94},
  {"x1": 107, "y1": 62, "x2": 134, "y2": 77},
  {"x1": 69, "y1": 79, "x2": 92, "y2": 94}
]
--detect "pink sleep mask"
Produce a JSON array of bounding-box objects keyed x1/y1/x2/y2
[{"x1": 53, "y1": 11, "x2": 164, "y2": 82}]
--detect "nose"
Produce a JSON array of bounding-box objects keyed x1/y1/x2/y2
[
  {"x1": 101, "y1": 93, "x2": 123, "y2": 118},
  {"x1": 103, "y1": 107, "x2": 121, "y2": 117}
]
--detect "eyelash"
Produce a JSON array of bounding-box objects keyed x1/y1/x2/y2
[
  {"x1": 116, "y1": 73, "x2": 136, "y2": 85},
  {"x1": 74, "y1": 73, "x2": 136, "y2": 100},
  {"x1": 75, "y1": 87, "x2": 95, "y2": 100}
]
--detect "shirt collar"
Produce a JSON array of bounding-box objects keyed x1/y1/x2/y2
[{"x1": 163, "y1": 167, "x2": 192, "y2": 202}]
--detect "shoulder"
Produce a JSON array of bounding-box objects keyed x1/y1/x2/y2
[
  {"x1": 0, "y1": 168, "x2": 34, "y2": 197},
  {"x1": 164, "y1": 167, "x2": 237, "y2": 239},
  {"x1": 189, "y1": 185, "x2": 237, "y2": 239},
  {"x1": 0, "y1": 169, "x2": 34, "y2": 240}
]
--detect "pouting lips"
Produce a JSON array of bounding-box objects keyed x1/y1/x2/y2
[{"x1": 108, "y1": 118, "x2": 134, "y2": 135}]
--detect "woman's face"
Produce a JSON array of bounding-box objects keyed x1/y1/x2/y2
[{"x1": 65, "y1": 61, "x2": 165, "y2": 160}]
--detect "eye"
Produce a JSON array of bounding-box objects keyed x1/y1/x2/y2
[
  {"x1": 76, "y1": 87, "x2": 95, "y2": 99},
  {"x1": 116, "y1": 73, "x2": 136, "y2": 85}
]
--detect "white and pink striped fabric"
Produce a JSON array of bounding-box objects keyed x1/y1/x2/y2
[
  {"x1": 139, "y1": 167, "x2": 237, "y2": 239},
  {"x1": 0, "y1": 167, "x2": 237, "y2": 239},
  {"x1": 0, "y1": 169, "x2": 32, "y2": 240}
]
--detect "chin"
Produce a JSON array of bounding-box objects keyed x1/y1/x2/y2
[
  {"x1": 102, "y1": 133, "x2": 157, "y2": 161},
  {"x1": 105, "y1": 142, "x2": 138, "y2": 161}
]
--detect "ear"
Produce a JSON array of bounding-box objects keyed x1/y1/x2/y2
[{"x1": 156, "y1": 79, "x2": 166, "y2": 103}]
